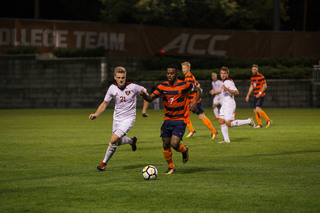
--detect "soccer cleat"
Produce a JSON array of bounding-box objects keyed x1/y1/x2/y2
[
  {"x1": 266, "y1": 120, "x2": 273, "y2": 128},
  {"x1": 186, "y1": 130, "x2": 196, "y2": 138},
  {"x1": 97, "y1": 162, "x2": 106, "y2": 171},
  {"x1": 130, "y1": 137, "x2": 137, "y2": 151},
  {"x1": 211, "y1": 131, "x2": 218, "y2": 140},
  {"x1": 165, "y1": 167, "x2": 176, "y2": 175},
  {"x1": 142, "y1": 113, "x2": 149, "y2": 117},
  {"x1": 255, "y1": 125, "x2": 262, "y2": 128},
  {"x1": 182, "y1": 146, "x2": 189, "y2": 164},
  {"x1": 249, "y1": 118, "x2": 256, "y2": 128},
  {"x1": 218, "y1": 140, "x2": 230, "y2": 144}
]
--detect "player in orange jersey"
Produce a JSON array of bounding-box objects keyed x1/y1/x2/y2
[
  {"x1": 245, "y1": 64, "x2": 272, "y2": 128},
  {"x1": 181, "y1": 61, "x2": 218, "y2": 140},
  {"x1": 140, "y1": 65, "x2": 201, "y2": 175}
]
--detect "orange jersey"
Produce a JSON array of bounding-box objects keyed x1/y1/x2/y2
[
  {"x1": 184, "y1": 72, "x2": 201, "y2": 103},
  {"x1": 153, "y1": 79, "x2": 194, "y2": 122},
  {"x1": 251, "y1": 73, "x2": 266, "y2": 97}
]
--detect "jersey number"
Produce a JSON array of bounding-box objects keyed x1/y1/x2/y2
[
  {"x1": 120, "y1": 96, "x2": 126, "y2": 102},
  {"x1": 169, "y1": 98, "x2": 174, "y2": 104}
]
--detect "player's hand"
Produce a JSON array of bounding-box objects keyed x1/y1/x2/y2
[
  {"x1": 209, "y1": 89, "x2": 215, "y2": 95},
  {"x1": 89, "y1": 114, "x2": 97, "y2": 120},
  {"x1": 189, "y1": 101, "x2": 197, "y2": 111},
  {"x1": 245, "y1": 96, "x2": 249, "y2": 102}
]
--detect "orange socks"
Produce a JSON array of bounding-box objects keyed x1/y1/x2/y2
[
  {"x1": 258, "y1": 110, "x2": 270, "y2": 122},
  {"x1": 255, "y1": 112, "x2": 262, "y2": 126},
  {"x1": 202, "y1": 117, "x2": 217, "y2": 134},
  {"x1": 186, "y1": 121, "x2": 195, "y2": 132},
  {"x1": 163, "y1": 143, "x2": 188, "y2": 169},
  {"x1": 163, "y1": 148, "x2": 174, "y2": 169}
]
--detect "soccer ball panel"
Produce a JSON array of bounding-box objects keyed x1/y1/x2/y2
[{"x1": 142, "y1": 165, "x2": 158, "y2": 180}]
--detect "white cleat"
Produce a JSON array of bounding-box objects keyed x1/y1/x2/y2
[{"x1": 249, "y1": 118, "x2": 256, "y2": 128}]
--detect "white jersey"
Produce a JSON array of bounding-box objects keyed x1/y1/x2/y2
[
  {"x1": 104, "y1": 83, "x2": 147, "y2": 124},
  {"x1": 220, "y1": 78, "x2": 238, "y2": 121},
  {"x1": 211, "y1": 80, "x2": 223, "y2": 96},
  {"x1": 221, "y1": 78, "x2": 238, "y2": 105}
]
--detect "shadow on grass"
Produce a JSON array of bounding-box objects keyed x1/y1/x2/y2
[{"x1": 179, "y1": 166, "x2": 224, "y2": 174}]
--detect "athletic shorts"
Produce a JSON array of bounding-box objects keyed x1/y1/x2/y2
[
  {"x1": 191, "y1": 102, "x2": 204, "y2": 115},
  {"x1": 160, "y1": 120, "x2": 186, "y2": 139},
  {"x1": 213, "y1": 95, "x2": 222, "y2": 106},
  {"x1": 112, "y1": 119, "x2": 135, "y2": 136},
  {"x1": 219, "y1": 100, "x2": 236, "y2": 121},
  {"x1": 253, "y1": 96, "x2": 265, "y2": 108}
]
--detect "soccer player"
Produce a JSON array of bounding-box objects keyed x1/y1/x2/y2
[
  {"x1": 218, "y1": 66, "x2": 256, "y2": 143},
  {"x1": 140, "y1": 65, "x2": 201, "y2": 175},
  {"x1": 209, "y1": 72, "x2": 223, "y2": 120},
  {"x1": 245, "y1": 64, "x2": 272, "y2": 128},
  {"x1": 89, "y1": 66, "x2": 149, "y2": 171},
  {"x1": 181, "y1": 61, "x2": 218, "y2": 139}
]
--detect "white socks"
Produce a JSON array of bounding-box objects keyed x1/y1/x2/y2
[
  {"x1": 103, "y1": 143, "x2": 117, "y2": 163},
  {"x1": 231, "y1": 119, "x2": 250, "y2": 127},
  {"x1": 220, "y1": 124, "x2": 230, "y2": 142},
  {"x1": 121, "y1": 136, "x2": 132, "y2": 145}
]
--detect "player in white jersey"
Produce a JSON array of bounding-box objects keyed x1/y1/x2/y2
[
  {"x1": 209, "y1": 72, "x2": 223, "y2": 120},
  {"x1": 89, "y1": 66, "x2": 149, "y2": 171},
  {"x1": 218, "y1": 67, "x2": 256, "y2": 143}
]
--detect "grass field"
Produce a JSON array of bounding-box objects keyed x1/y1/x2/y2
[{"x1": 1, "y1": 108, "x2": 320, "y2": 212}]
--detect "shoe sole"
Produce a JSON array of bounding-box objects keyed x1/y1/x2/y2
[{"x1": 165, "y1": 169, "x2": 176, "y2": 175}]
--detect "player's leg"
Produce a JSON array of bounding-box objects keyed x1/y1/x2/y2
[
  {"x1": 97, "y1": 131, "x2": 122, "y2": 171},
  {"x1": 170, "y1": 121, "x2": 188, "y2": 164},
  {"x1": 231, "y1": 118, "x2": 256, "y2": 128},
  {"x1": 219, "y1": 118, "x2": 230, "y2": 143},
  {"x1": 197, "y1": 103, "x2": 218, "y2": 139},
  {"x1": 161, "y1": 121, "x2": 176, "y2": 174},
  {"x1": 116, "y1": 120, "x2": 137, "y2": 150},
  {"x1": 253, "y1": 97, "x2": 262, "y2": 127},
  {"x1": 213, "y1": 96, "x2": 220, "y2": 120}
]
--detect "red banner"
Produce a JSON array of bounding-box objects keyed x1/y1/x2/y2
[{"x1": 1, "y1": 18, "x2": 319, "y2": 58}]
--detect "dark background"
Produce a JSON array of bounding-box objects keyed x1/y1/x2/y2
[{"x1": 0, "y1": 0, "x2": 319, "y2": 32}]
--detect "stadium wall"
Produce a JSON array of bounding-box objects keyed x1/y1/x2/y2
[{"x1": 0, "y1": 56, "x2": 319, "y2": 109}]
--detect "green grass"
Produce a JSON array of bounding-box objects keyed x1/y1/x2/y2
[{"x1": 1, "y1": 108, "x2": 320, "y2": 212}]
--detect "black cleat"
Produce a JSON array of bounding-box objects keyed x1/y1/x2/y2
[
  {"x1": 130, "y1": 137, "x2": 137, "y2": 151},
  {"x1": 165, "y1": 168, "x2": 176, "y2": 175},
  {"x1": 182, "y1": 146, "x2": 189, "y2": 164}
]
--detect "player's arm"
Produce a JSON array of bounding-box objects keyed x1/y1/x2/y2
[
  {"x1": 141, "y1": 100, "x2": 150, "y2": 117},
  {"x1": 140, "y1": 90, "x2": 158, "y2": 102},
  {"x1": 89, "y1": 100, "x2": 109, "y2": 120},
  {"x1": 222, "y1": 85, "x2": 239, "y2": 95},
  {"x1": 246, "y1": 84, "x2": 254, "y2": 102},
  {"x1": 189, "y1": 86, "x2": 201, "y2": 111}
]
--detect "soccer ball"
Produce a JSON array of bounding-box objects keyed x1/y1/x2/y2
[{"x1": 142, "y1": 165, "x2": 158, "y2": 180}]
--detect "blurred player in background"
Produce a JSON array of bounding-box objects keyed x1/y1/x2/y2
[
  {"x1": 209, "y1": 72, "x2": 223, "y2": 120},
  {"x1": 140, "y1": 65, "x2": 201, "y2": 175},
  {"x1": 218, "y1": 66, "x2": 256, "y2": 143},
  {"x1": 89, "y1": 66, "x2": 149, "y2": 171},
  {"x1": 245, "y1": 64, "x2": 272, "y2": 128},
  {"x1": 181, "y1": 61, "x2": 218, "y2": 140}
]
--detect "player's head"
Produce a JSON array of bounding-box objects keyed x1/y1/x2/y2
[
  {"x1": 211, "y1": 72, "x2": 217, "y2": 81},
  {"x1": 167, "y1": 64, "x2": 178, "y2": 85},
  {"x1": 220, "y1": 66, "x2": 229, "y2": 81},
  {"x1": 251, "y1": 64, "x2": 259, "y2": 76},
  {"x1": 114, "y1": 66, "x2": 127, "y2": 89},
  {"x1": 181, "y1": 61, "x2": 191, "y2": 75}
]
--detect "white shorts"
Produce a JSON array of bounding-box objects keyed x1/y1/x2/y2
[
  {"x1": 112, "y1": 119, "x2": 135, "y2": 137},
  {"x1": 213, "y1": 95, "x2": 222, "y2": 106},
  {"x1": 219, "y1": 101, "x2": 236, "y2": 121}
]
